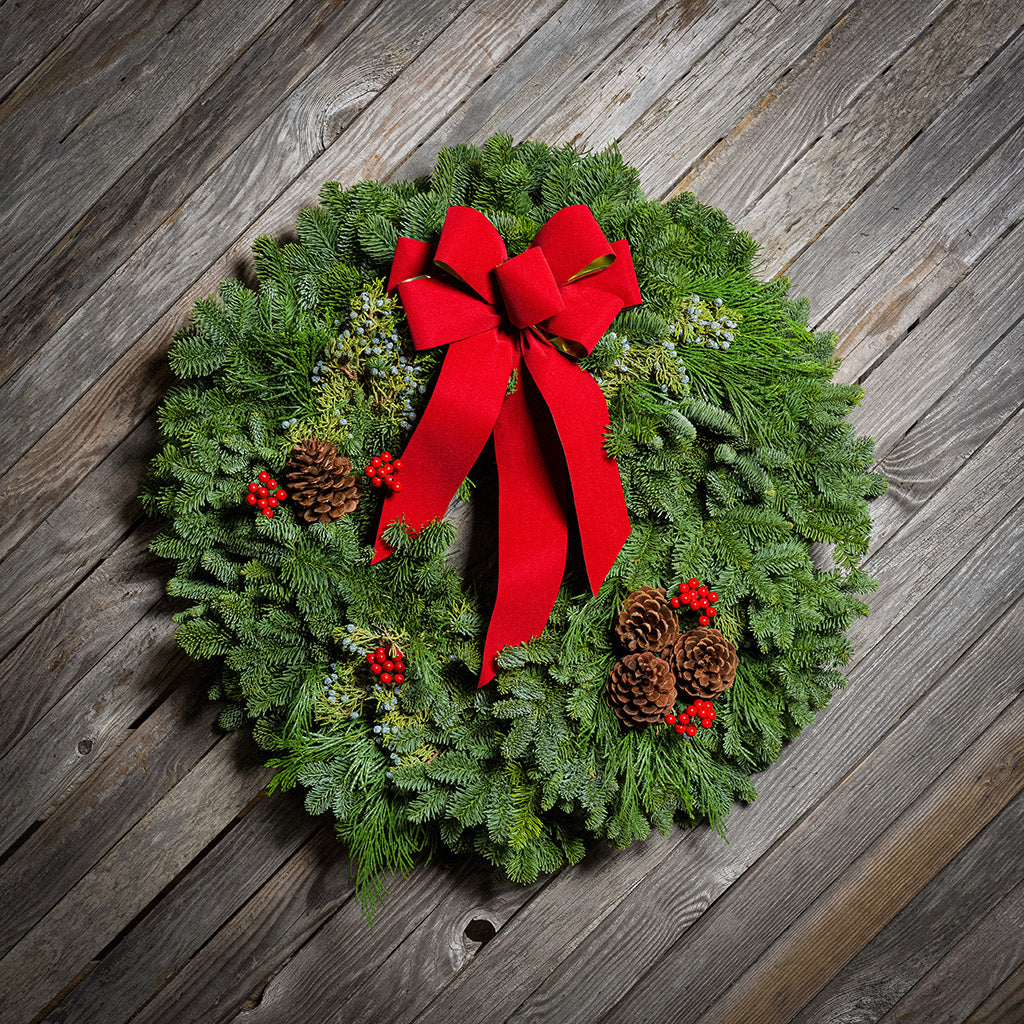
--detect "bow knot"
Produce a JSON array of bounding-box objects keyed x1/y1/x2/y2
[{"x1": 374, "y1": 204, "x2": 642, "y2": 685}]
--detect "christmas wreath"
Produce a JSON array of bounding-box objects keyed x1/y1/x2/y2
[{"x1": 144, "y1": 136, "x2": 884, "y2": 914}]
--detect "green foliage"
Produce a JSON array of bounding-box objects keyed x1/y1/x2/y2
[{"x1": 145, "y1": 136, "x2": 883, "y2": 917}]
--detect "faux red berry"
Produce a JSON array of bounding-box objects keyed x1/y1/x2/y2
[
  {"x1": 246, "y1": 493, "x2": 258, "y2": 505},
  {"x1": 258, "y1": 471, "x2": 270, "y2": 483},
  {"x1": 699, "y1": 597, "x2": 709, "y2": 608},
  {"x1": 383, "y1": 660, "x2": 394, "y2": 672},
  {"x1": 383, "y1": 475, "x2": 394, "y2": 487},
  {"x1": 393, "y1": 673, "x2": 404, "y2": 685},
  {"x1": 381, "y1": 463, "x2": 393, "y2": 476},
  {"x1": 371, "y1": 663, "x2": 382, "y2": 675},
  {"x1": 697, "y1": 585, "x2": 709, "y2": 596},
  {"x1": 267, "y1": 497, "x2": 278, "y2": 509},
  {"x1": 275, "y1": 489, "x2": 287, "y2": 500},
  {"x1": 372, "y1": 456, "x2": 382, "y2": 467},
  {"x1": 394, "y1": 661, "x2": 405, "y2": 673},
  {"x1": 685, "y1": 725, "x2": 697, "y2": 737},
  {"x1": 392, "y1": 648, "x2": 403, "y2": 660},
  {"x1": 675, "y1": 723, "x2": 686, "y2": 734},
  {"x1": 248, "y1": 482, "x2": 259, "y2": 493},
  {"x1": 670, "y1": 596, "x2": 681, "y2": 608},
  {"x1": 392, "y1": 480, "x2": 403, "y2": 492},
  {"x1": 365, "y1": 466, "x2": 376, "y2": 477},
  {"x1": 687, "y1": 578, "x2": 699, "y2": 588},
  {"x1": 665, "y1": 714, "x2": 676, "y2": 725},
  {"x1": 708, "y1": 607, "x2": 717, "y2": 617},
  {"x1": 699, "y1": 615, "x2": 709, "y2": 625},
  {"x1": 257, "y1": 486, "x2": 268, "y2": 498},
  {"x1": 380, "y1": 673, "x2": 392, "y2": 685},
  {"x1": 707, "y1": 709, "x2": 716, "y2": 720},
  {"x1": 381, "y1": 451, "x2": 392, "y2": 461},
  {"x1": 708, "y1": 592, "x2": 718, "y2": 603},
  {"x1": 267, "y1": 479, "x2": 277, "y2": 490},
  {"x1": 392, "y1": 459, "x2": 403, "y2": 471},
  {"x1": 366, "y1": 653, "x2": 376, "y2": 665},
  {"x1": 678, "y1": 714, "x2": 689, "y2": 726},
  {"x1": 701, "y1": 718, "x2": 712, "y2": 728},
  {"x1": 262, "y1": 509, "x2": 274, "y2": 518},
  {"x1": 372, "y1": 477, "x2": 383, "y2": 488},
  {"x1": 374, "y1": 648, "x2": 386, "y2": 661},
  {"x1": 686, "y1": 705, "x2": 697, "y2": 717},
  {"x1": 690, "y1": 601, "x2": 702, "y2": 611},
  {"x1": 257, "y1": 498, "x2": 268, "y2": 509}
]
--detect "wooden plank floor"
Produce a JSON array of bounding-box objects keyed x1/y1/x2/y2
[{"x1": 1, "y1": 0, "x2": 1021, "y2": 1021}]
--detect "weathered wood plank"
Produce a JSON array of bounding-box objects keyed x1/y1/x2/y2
[
  {"x1": 823, "y1": 119, "x2": 1024, "y2": 373},
  {"x1": 228, "y1": 858, "x2": 545, "y2": 1024},
  {"x1": 0, "y1": 732, "x2": 270, "y2": 1024},
  {"x1": 966, "y1": 962, "x2": 1024, "y2": 1024},
  {"x1": 874, "y1": 879, "x2": 1024, "y2": 1023},
  {"x1": 0, "y1": 0, "x2": 294, "y2": 301},
  {"x1": 792, "y1": 787, "x2": 1024, "y2": 1022},
  {"x1": 0, "y1": 626, "x2": 194, "y2": 858},
  {"x1": 687, "y1": 690, "x2": 1024, "y2": 1024},
  {"x1": 848, "y1": 223, "x2": 1024, "y2": 460},
  {"x1": 686, "y1": 0, "x2": 1016, "y2": 249},
  {"x1": 675, "y1": 0, "x2": 953, "y2": 211},
  {"x1": 618, "y1": 0, "x2": 852, "y2": 199},
  {"x1": 0, "y1": 523, "x2": 161, "y2": 759},
  {"x1": 0, "y1": 673, "x2": 219, "y2": 957},
  {"x1": 394, "y1": 0, "x2": 743, "y2": 180},
  {"x1": 868, "y1": 320, "x2": 1023, "y2": 549},
  {"x1": 0, "y1": 0, "x2": 198, "y2": 189},
  {"x1": 533, "y1": 0, "x2": 762, "y2": 154},
  {"x1": 41, "y1": 794, "x2": 318, "y2": 1024},
  {"x1": 122, "y1": 829, "x2": 359, "y2": 1024},
  {"x1": 780, "y1": 24, "x2": 1024, "y2": 305},
  {"x1": 0, "y1": 0, "x2": 425, "y2": 387},
  {"x1": 0, "y1": 0, "x2": 101, "y2": 101},
  {"x1": 0, "y1": 417, "x2": 154, "y2": 663}
]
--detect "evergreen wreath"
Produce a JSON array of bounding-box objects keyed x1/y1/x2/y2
[{"x1": 143, "y1": 135, "x2": 885, "y2": 915}]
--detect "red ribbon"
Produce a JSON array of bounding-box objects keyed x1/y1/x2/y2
[{"x1": 373, "y1": 205, "x2": 641, "y2": 686}]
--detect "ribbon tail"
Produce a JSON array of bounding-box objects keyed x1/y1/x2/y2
[
  {"x1": 479, "y1": 365, "x2": 568, "y2": 687},
  {"x1": 521, "y1": 336, "x2": 630, "y2": 595},
  {"x1": 372, "y1": 330, "x2": 515, "y2": 562}
]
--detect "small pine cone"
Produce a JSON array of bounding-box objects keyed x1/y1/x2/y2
[
  {"x1": 606, "y1": 652, "x2": 677, "y2": 729},
  {"x1": 668, "y1": 626, "x2": 738, "y2": 699},
  {"x1": 284, "y1": 438, "x2": 360, "y2": 523},
  {"x1": 615, "y1": 586, "x2": 680, "y2": 654}
]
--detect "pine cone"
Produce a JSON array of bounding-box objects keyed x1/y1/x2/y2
[
  {"x1": 615, "y1": 586, "x2": 680, "y2": 654},
  {"x1": 283, "y1": 438, "x2": 360, "y2": 523},
  {"x1": 606, "y1": 652, "x2": 677, "y2": 729},
  {"x1": 668, "y1": 626, "x2": 738, "y2": 699}
]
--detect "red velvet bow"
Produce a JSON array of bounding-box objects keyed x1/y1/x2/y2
[{"x1": 373, "y1": 204, "x2": 641, "y2": 685}]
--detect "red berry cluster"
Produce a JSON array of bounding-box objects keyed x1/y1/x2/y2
[
  {"x1": 245, "y1": 471, "x2": 288, "y2": 518},
  {"x1": 366, "y1": 645, "x2": 406, "y2": 686},
  {"x1": 670, "y1": 577, "x2": 719, "y2": 626},
  {"x1": 665, "y1": 699, "x2": 716, "y2": 736},
  {"x1": 364, "y1": 450, "x2": 403, "y2": 492}
]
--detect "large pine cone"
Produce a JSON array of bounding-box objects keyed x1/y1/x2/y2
[
  {"x1": 606, "y1": 652, "x2": 677, "y2": 728},
  {"x1": 283, "y1": 438, "x2": 360, "y2": 523},
  {"x1": 614, "y1": 586, "x2": 680, "y2": 654},
  {"x1": 668, "y1": 626, "x2": 738, "y2": 699}
]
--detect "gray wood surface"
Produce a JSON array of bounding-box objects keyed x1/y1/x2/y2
[{"x1": 1, "y1": 1, "x2": 1021, "y2": 1021}]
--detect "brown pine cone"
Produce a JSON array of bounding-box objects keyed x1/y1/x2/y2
[
  {"x1": 668, "y1": 626, "x2": 738, "y2": 699},
  {"x1": 283, "y1": 438, "x2": 360, "y2": 523},
  {"x1": 606, "y1": 652, "x2": 677, "y2": 729},
  {"x1": 614, "y1": 586, "x2": 680, "y2": 654}
]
